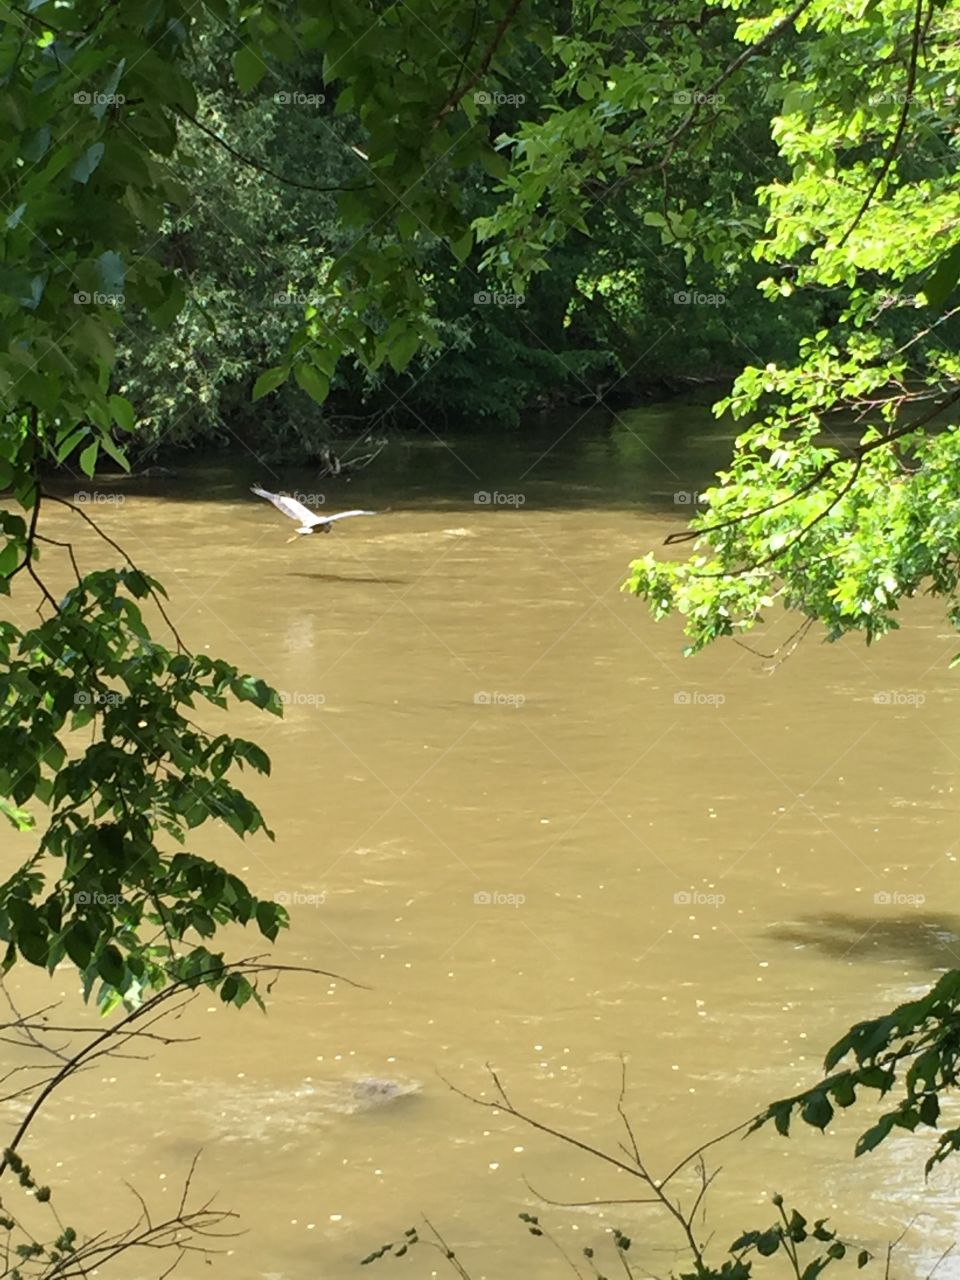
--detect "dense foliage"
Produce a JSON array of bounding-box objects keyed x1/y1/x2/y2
[
  {"x1": 0, "y1": 555, "x2": 286, "y2": 1011},
  {"x1": 111, "y1": 4, "x2": 824, "y2": 452},
  {"x1": 624, "y1": 1, "x2": 960, "y2": 656}
]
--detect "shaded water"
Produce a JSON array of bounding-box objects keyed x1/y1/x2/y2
[{"x1": 5, "y1": 399, "x2": 960, "y2": 1278}]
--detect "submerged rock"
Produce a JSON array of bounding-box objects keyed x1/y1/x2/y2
[{"x1": 333, "y1": 1076, "x2": 422, "y2": 1114}]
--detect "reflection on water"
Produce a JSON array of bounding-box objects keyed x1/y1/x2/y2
[
  {"x1": 7, "y1": 397, "x2": 960, "y2": 1277},
  {"x1": 770, "y1": 913, "x2": 960, "y2": 967}
]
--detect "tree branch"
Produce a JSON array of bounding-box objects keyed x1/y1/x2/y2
[
  {"x1": 433, "y1": 0, "x2": 525, "y2": 125},
  {"x1": 665, "y1": 382, "x2": 960, "y2": 550},
  {"x1": 41, "y1": 490, "x2": 188, "y2": 654},
  {"x1": 836, "y1": 0, "x2": 924, "y2": 247},
  {"x1": 177, "y1": 107, "x2": 375, "y2": 195}
]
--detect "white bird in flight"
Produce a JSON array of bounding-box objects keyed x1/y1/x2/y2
[{"x1": 251, "y1": 485, "x2": 377, "y2": 542}]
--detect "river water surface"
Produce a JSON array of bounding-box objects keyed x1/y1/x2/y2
[{"x1": 5, "y1": 399, "x2": 960, "y2": 1279}]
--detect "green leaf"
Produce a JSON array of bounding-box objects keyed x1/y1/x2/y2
[
  {"x1": 93, "y1": 58, "x2": 126, "y2": 121},
  {"x1": 830, "y1": 1075, "x2": 856, "y2": 1107},
  {"x1": 97, "y1": 945, "x2": 126, "y2": 989},
  {"x1": 801, "y1": 1092, "x2": 834, "y2": 1130},
  {"x1": 70, "y1": 142, "x2": 105, "y2": 185},
  {"x1": 451, "y1": 228, "x2": 473, "y2": 262},
  {"x1": 64, "y1": 920, "x2": 96, "y2": 969},
  {"x1": 151, "y1": 277, "x2": 186, "y2": 327},
  {"x1": 786, "y1": 1210, "x2": 807, "y2": 1242},
  {"x1": 252, "y1": 365, "x2": 289, "y2": 401},
  {"x1": 79, "y1": 441, "x2": 99, "y2": 477},
  {"x1": 235, "y1": 740, "x2": 271, "y2": 774},
  {"x1": 18, "y1": 273, "x2": 46, "y2": 310},
  {"x1": 96, "y1": 250, "x2": 125, "y2": 295},
  {"x1": 769, "y1": 1101, "x2": 792, "y2": 1136},
  {"x1": 99, "y1": 433, "x2": 130, "y2": 471},
  {"x1": 293, "y1": 361, "x2": 330, "y2": 404},
  {"x1": 387, "y1": 328, "x2": 420, "y2": 373},
  {"x1": 479, "y1": 148, "x2": 509, "y2": 180},
  {"x1": 255, "y1": 900, "x2": 283, "y2": 941},
  {"x1": 919, "y1": 1093, "x2": 940, "y2": 1126},
  {"x1": 55, "y1": 427, "x2": 88, "y2": 463},
  {"x1": 108, "y1": 394, "x2": 135, "y2": 433},
  {"x1": 18, "y1": 927, "x2": 49, "y2": 966},
  {"x1": 22, "y1": 126, "x2": 50, "y2": 162},
  {"x1": 922, "y1": 242, "x2": 960, "y2": 309},
  {"x1": 233, "y1": 47, "x2": 266, "y2": 93},
  {"x1": 0, "y1": 800, "x2": 34, "y2": 832},
  {"x1": 855, "y1": 1114, "x2": 895, "y2": 1156},
  {"x1": 756, "y1": 1228, "x2": 781, "y2": 1257},
  {"x1": 0, "y1": 542, "x2": 20, "y2": 578}
]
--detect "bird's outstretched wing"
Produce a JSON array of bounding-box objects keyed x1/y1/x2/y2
[
  {"x1": 251, "y1": 484, "x2": 322, "y2": 527},
  {"x1": 316, "y1": 509, "x2": 378, "y2": 524}
]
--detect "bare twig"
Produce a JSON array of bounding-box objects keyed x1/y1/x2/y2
[
  {"x1": 664, "y1": 383, "x2": 960, "y2": 552},
  {"x1": 41, "y1": 490, "x2": 188, "y2": 653},
  {"x1": 0, "y1": 959, "x2": 357, "y2": 1178},
  {"x1": 837, "y1": 0, "x2": 924, "y2": 247},
  {"x1": 928, "y1": 1242, "x2": 957, "y2": 1279},
  {"x1": 443, "y1": 1064, "x2": 754, "y2": 1274},
  {"x1": 177, "y1": 108, "x2": 375, "y2": 195},
  {"x1": 422, "y1": 1217, "x2": 475, "y2": 1280}
]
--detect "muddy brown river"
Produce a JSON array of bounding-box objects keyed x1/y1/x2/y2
[{"x1": 4, "y1": 400, "x2": 960, "y2": 1278}]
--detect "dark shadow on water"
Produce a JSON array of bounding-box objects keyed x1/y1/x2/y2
[
  {"x1": 38, "y1": 395, "x2": 742, "y2": 514},
  {"x1": 769, "y1": 912, "x2": 960, "y2": 968},
  {"x1": 287, "y1": 572, "x2": 409, "y2": 585}
]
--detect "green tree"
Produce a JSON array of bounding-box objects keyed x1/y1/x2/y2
[
  {"x1": 620, "y1": 2, "x2": 960, "y2": 656},
  {"x1": 609, "y1": 0, "x2": 960, "y2": 1196},
  {"x1": 0, "y1": 0, "x2": 296, "y2": 1008}
]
